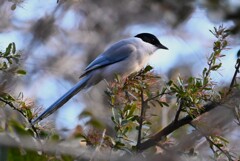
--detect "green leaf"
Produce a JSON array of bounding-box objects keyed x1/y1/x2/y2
[
  {"x1": 177, "y1": 76, "x2": 184, "y2": 86},
  {"x1": 202, "y1": 67, "x2": 207, "y2": 76},
  {"x1": 51, "y1": 134, "x2": 60, "y2": 141},
  {"x1": 214, "y1": 41, "x2": 221, "y2": 51},
  {"x1": 122, "y1": 126, "x2": 129, "y2": 135},
  {"x1": 216, "y1": 135, "x2": 229, "y2": 144},
  {"x1": 7, "y1": 58, "x2": 13, "y2": 64},
  {"x1": 24, "y1": 108, "x2": 33, "y2": 119},
  {"x1": 127, "y1": 115, "x2": 138, "y2": 121},
  {"x1": 114, "y1": 141, "x2": 125, "y2": 148},
  {"x1": 121, "y1": 119, "x2": 128, "y2": 126},
  {"x1": 4, "y1": 43, "x2": 12, "y2": 56},
  {"x1": 167, "y1": 80, "x2": 173, "y2": 86},
  {"x1": 75, "y1": 132, "x2": 87, "y2": 139},
  {"x1": 39, "y1": 130, "x2": 49, "y2": 138},
  {"x1": 11, "y1": 4, "x2": 17, "y2": 10},
  {"x1": 12, "y1": 42, "x2": 16, "y2": 54},
  {"x1": 161, "y1": 101, "x2": 169, "y2": 107},
  {"x1": 0, "y1": 92, "x2": 15, "y2": 101},
  {"x1": 86, "y1": 118, "x2": 104, "y2": 129},
  {"x1": 78, "y1": 110, "x2": 92, "y2": 120},
  {"x1": 9, "y1": 120, "x2": 31, "y2": 136},
  {"x1": 128, "y1": 103, "x2": 137, "y2": 116},
  {"x1": 111, "y1": 116, "x2": 115, "y2": 123},
  {"x1": 16, "y1": 69, "x2": 27, "y2": 75},
  {"x1": 210, "y1": 63, "x2": 222, "y2": 71},
  {"x1": 143, "y1": 120, "x2": 152, "y2": 125},
  {"x1": 111, "y1": 108, "x2": 117, "y2": 122},
  {"x1": 188, "y1": 77, "x2": 194, "y2": 84},
  {"x1": 0, "y1": 62, "x2": 8, "y2": 70},
  {"x1": 143, "y1": 65, "x2": 153, "y2": 73}
]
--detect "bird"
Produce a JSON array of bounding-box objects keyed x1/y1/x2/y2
[{"x1": 31, "y1": 33, "x2": 168, "y2": 125}]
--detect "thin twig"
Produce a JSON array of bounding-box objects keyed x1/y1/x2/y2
[
  {"x1": 205, "y1": 136, "x2": 233, "y2": 161},
  {"x1": 89, "y1": 129, "x2": 106, "y2": 161},
  {"x1": 234, "y1": 106, "x2": 240, "y2": 125},
  {"x1": 0, "y1": 98, "x2": 27, "y2": 118},
  {"x1": 30, "y1": 124, "x2": 40, "y2": 139},
  {"x1": 136, "y1": 89, "x2": 145, "y2": 150},
  {"x1": 145, "y1": 91, "x2": 171, "y2": 102},
  {"x1": 228, "y1": 58, "x2": 240, "y2": 94},
  {"x1": 0, "y1": 98, "x2": 40, "y2": 139},
  {"x1": 189, "y1": 123, "x2": 234, "y2": 161},
  {"x1": 174, "y1": 100, "x2": 184, "y2": 123}
]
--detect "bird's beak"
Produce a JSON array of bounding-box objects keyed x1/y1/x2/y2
[{"x1": 158, "y1": 43, "x2": 168, "y2": 50}]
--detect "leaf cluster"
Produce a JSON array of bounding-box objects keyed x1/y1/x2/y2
[{"x1": 0, "y1": 42, "x2": 26, "y2": 75}]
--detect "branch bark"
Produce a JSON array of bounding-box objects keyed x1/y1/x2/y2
[
  {"x1": 138, "y1": 102, "x2": 220, "y2": 151},
  {"x1": 137, "y1": 89, "x2": 146, "y2": 149},
  {"x1": 174, "y1": 100, "x2": 184, "y2": 123}
]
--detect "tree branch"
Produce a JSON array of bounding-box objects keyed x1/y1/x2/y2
[
  {"x1": 174, "y1": 100, "x2": 184, "y2": 123},
  {"x1": 136, "y1": 89, "x2": 145, "y2": 150},
  {"x1": 138, "y1": 102, "x2": 220, "y2": 151},
  {"x1": 228, "y1": 58, "x2": 240, "y2": 94}
]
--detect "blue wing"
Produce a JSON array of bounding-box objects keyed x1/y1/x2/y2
[{"x1": 80, "y1": 42, "x2": 136, "y2": 77}]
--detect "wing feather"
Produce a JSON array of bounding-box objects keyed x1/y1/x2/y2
[{"x1": 80, "y1": 43, "x2": 136, "y2": 78}]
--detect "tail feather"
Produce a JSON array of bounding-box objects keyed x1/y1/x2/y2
[{"x1": 31, "y1": 75, "x2": 91, "y2": 125}]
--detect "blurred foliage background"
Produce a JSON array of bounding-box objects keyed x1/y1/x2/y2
[{"x1": 0, "y1": 0, "x2": 240, "y2": 160}]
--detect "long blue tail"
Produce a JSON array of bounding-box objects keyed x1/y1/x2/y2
[{"x1": 31, "y1": 75, "x2": 91, "y2": 125}]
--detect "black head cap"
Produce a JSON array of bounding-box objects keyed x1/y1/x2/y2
[
  {"x1": 237, "y1": 49, "x2": 240, "y2": 58},
  {"x1": 135, "y1": 33, "x2": 168, "y2": 50}
]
